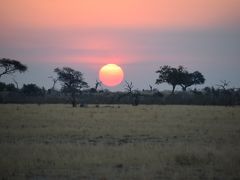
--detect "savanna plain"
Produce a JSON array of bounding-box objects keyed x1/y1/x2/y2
[{"x1": 0, "y1": 104, "x2": 240, "y2": 180}]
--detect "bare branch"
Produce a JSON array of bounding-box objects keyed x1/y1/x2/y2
[
  {"x1": 124, "y1": 81, "x2": 134, "y2": 93},
  {"x1": 12, "y1": 78, "x2": 19, "y2": 89},
  {"x1": 48, "y1": 76, "x2": 58, "y2": 90},
  {"x1": 95, "y1": 79, "x2": 102, "y2": 91},
  {"x1": 216, "y1": 80, "x2": 230, "y2": 90},
  {"x1": 149, "y1": 85, "x2": 153, "y2": 91}
]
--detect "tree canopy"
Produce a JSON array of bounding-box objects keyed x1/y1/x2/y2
[
  {"x1": 180, "y1": 71, "x2": 205, "y2": 91},
  {"x1": 54, "y1": 67, "x2": 88, "y2": 107},
  {"x1": 156, "y1": 65, "x2": 205, "y2": 94},
  {"x1": 156, "y1": 65, "x2": 185, "y2": 94},
  {"x1": 0, "y1": 58, "x2": 27, "y2": 78}
]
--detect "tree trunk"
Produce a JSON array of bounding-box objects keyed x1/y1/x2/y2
[
  {"x1": 71, "y1": 92, "x2": 77, "y2": 107},
  {"x1": 72, "y1": 100, "x2": 77, "y2": 107},
  {"x1": 171, "y1": 85, "x2": 176, "y2": 94},
  {"x1": 182, "y1": 86, "x2": 187, "y2": 91}
]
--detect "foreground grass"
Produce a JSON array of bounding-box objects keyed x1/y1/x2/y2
[{"x1": 0, "y1": 104, "x2": 240, "y2": 179}]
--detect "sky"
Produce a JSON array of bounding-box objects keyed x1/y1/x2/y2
[{"x1": 0, "y1": 0, "x2": 240, "y2": 91}]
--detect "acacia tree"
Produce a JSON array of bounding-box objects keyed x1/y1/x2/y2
[
  {"x1": 0, "y1": 58, "x2": 27, "y2": 78},
  {"x1": 54, "y1": 67, "x2": 88, "y2": 107},
  {"x1": 180, "y1": 71, "x2": 205, "y2": 91},
  {"x1": 155, "y1": 65, "x2": 185, "y2": 94}
]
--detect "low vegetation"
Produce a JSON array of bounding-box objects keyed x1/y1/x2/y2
[
  {"x1": 1, "y1": 86, "x2": 240, "y2": 106},
  {"x1": 0, "y1": 104, "x2": 240, "y2": 179}
]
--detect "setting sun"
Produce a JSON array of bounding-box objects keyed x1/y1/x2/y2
[{"x1": 99, "y1": 64, "x2": 124, "y2": 87}]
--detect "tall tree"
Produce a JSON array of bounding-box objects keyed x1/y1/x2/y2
[
  {"x1": 0, "y1": 58, "x2": 27, "y2": 78},
  {"x1": 156, "y1": 65, "x2": 185, "y2": 94},
  {"x1": 54, "y1": 67, "x2": 88, "y2": 107},
  {"x1": 180, "y1": 71, "x2": 205, "y2": 91}
]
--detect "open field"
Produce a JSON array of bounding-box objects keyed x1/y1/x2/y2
[{"x1": 0, "y1": 104, "x2": 240, "y2": 180}]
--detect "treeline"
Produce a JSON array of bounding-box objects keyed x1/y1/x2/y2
[
  {"x1": 1, "y1": 81, "x2": 240, "y2": 106},
  {"x1": 0, "y1": 58, "x2": 239, "y2": 106}
]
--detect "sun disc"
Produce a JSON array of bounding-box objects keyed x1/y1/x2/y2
[{"x1": 99, "y1": 64, "x2": 124, "y2": 87}]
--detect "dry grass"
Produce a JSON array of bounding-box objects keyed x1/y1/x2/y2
[{"x1": 0, "y1": 104, "x2": 240, "y2": 179}]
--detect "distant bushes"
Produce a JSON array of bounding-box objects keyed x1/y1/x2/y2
[
  {"x1": 0, "y1": 82, "x2": 17, "y2": 92},
  {"x1": 21, "y1": 84, "x2": 45, "y2": 96},
  {"x1": 0, "y1": 82, "x2": 239, "y2": 106}
]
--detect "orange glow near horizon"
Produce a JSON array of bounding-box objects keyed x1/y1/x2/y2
[{"x1": 99, "y1": 64, "x2": 124, "y2": 87}]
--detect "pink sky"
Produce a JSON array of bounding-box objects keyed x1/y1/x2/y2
[
  {"x1": 0, "y1": 0, "x2": 240, "y2": 90},
  {"x1": 1, "y1": 0, "x2": 240, "y2": 29}
]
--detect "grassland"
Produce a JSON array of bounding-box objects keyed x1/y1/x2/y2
[{"x1": 0, "y1": 104, "x2": 240, "y2": 180}]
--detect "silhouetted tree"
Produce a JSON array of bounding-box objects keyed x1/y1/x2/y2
[
  {"x1": 54, "y1": 67, "x2": 88, "y2": 107},
  {"x1": 180, "y1": 71, "x2": 205, "y2": 91},
  {"x1": 124, "y1": 81, "x2": 134, "y2": 93},
  {"x1": 0, "y1": 58, "x2": 27, "y2": 78},
  {"x1": 124, "y1": 81, "x2": 140, "y2": 106},
  {"x1": 156, "y1": 65, "x2": 185, "y2": 94}
]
